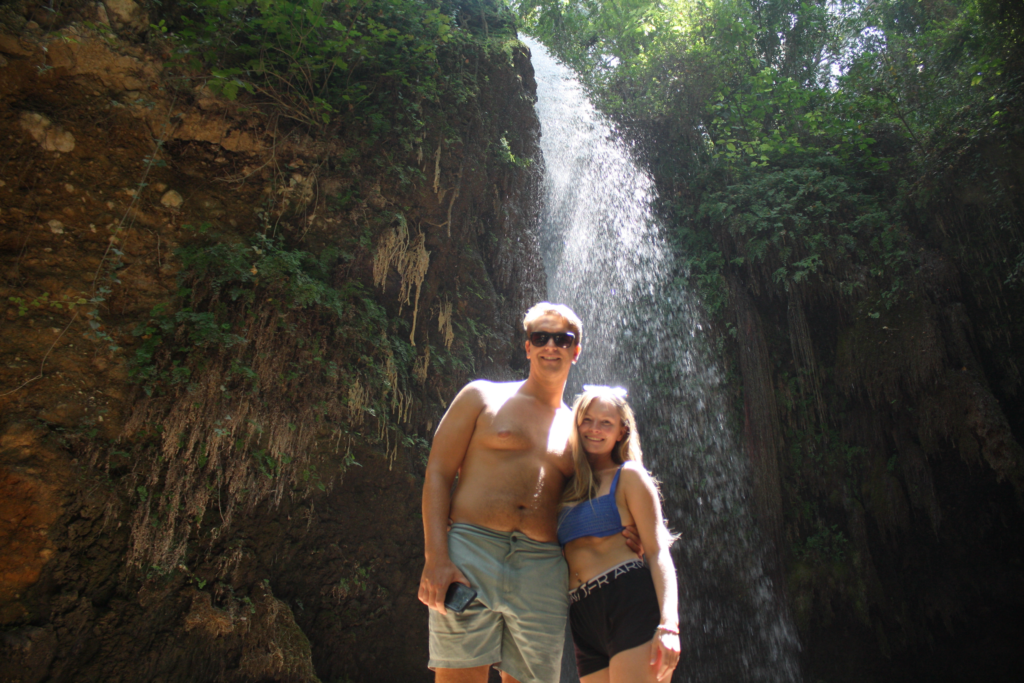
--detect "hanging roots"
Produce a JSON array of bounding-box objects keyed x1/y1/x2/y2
[
  {"x1": 380, "y1": 332, "x2": 413, "y2": 425},
  {"x1": 438, "y1": 298, "x2": 454, "y2": 350},
  {"x1": 372, "y1": 214, "x2": 409, "y2": 289},
  {"x1": 372, "y1": 215, "x2": 431, "y2": 345},
  {"x1": 400, "y1": 233, "x2": 430, "y2": 345},
  {"x1": 347, "y1": 380, "x2": 370, "y2": 426},
  {"x1": 414, "y1": 345, "x2": 430, "y2": 384}
]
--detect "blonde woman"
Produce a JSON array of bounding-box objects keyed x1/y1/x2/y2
[{"x1": 557, "y1": 386, "x2": 681, "y2": 682}]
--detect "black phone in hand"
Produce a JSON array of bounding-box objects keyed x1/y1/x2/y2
[{"x1": 443, "y1": 582, "x2": 477, "y2": 613}]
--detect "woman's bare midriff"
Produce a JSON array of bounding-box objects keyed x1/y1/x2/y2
[{"x1": 564, "y1": 534, "x2": 638, "y2": 589}]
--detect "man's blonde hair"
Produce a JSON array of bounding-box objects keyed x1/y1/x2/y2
[{"x1": 522, "y1": 302, "x2": 583, "y2": 342}]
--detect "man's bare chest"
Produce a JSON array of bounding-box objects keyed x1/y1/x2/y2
[{"x1": 475, "y1": 408, "x2": 573, "y2": 461}]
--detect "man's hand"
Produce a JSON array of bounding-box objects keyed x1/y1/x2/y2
[
  {"x1": 622, "y1": 524, "x2": 645, "y2": 558},
  {"x1": 418, "y1": 556, "x2": 471, "y2": 616}
]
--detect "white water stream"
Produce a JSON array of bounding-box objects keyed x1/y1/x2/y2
[{"x1": 526, "y1": 37, "x2": 803, "y2": 683}]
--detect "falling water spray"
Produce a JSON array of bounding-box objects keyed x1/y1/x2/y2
[{"x1": 525, "y1": 37, "x2": 803, "y2": 683}]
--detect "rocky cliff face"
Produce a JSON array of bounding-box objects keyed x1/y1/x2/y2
[
  {"x1": 695, "y1": 86, "x2": 1024, "y2": 683},
  {"x1": 0, "y1": 3, "x2": 544, "y2": 681},
  {"x1": 623, "y1": 11, "x2": 1024, "y2": 678}
]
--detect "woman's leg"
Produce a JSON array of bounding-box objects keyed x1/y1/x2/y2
[
  {"x1": 581, "y1": 667, "x2": 612, "y2": 683},
  {"x1": 607, "y1": 638, "x2": 660, "y2": 683}
]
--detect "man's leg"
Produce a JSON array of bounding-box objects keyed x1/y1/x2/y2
[
  {"x1": 435, "y1": 665, "x2": 492, "y2": 683},
  {"x1": 498, "y1": 536, "x2": 570, "y2": 683},
  {"x1": 430, "y1": 527, "x2": 507, "y2": 676}
]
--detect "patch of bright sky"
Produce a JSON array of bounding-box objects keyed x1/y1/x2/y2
[{"x1": 828, "y1": 1, "x2": 887, "y2": 83}]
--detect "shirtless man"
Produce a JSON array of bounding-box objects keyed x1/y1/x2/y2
[{"x1": 418, "y1": 303, "x2": 584, "y2": 683}]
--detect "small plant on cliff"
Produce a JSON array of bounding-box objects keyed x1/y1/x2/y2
[
  {"x1": 795, "y1": 524, "x2": 850, "y2": 567},
  {"x1": 494, "y1": 133, "x2": 532, "y2": 168},
  {"x1": 7, "y1": 292, "x2": 88, "y2": 316}
]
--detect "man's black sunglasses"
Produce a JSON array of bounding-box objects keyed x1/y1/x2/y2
[{"x1": 529, "y1": 331, "x2": 578, "y2": 348}]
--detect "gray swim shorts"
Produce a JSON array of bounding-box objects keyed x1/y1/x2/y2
[{"x1": 428, "y1": 523, "x2": 569, "y2": 683}]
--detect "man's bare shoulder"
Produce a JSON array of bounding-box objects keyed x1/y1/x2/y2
[
  {"x1": 460, "y1": 379, "x2": 526, "y2": 402},
  {"x1": 443, "y1": 380, "x2": 525, "y2": 421}
]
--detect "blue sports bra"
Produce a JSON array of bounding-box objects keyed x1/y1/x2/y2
[{"x1": 557, "y1": 466, "x2": 625, "y2": 547}]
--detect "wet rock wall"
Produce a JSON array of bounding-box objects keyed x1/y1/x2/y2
[{"x1": 0, "y1": 3, "x2": 544, "y2": 681}]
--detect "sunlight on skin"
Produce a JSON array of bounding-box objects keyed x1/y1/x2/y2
[
  {"x1": 531, "y1": 469, "x2": 544, "y2": 501},
  {"x1": 547, "y1": 417, "x2": 574, "y2": 455},
  {"x1": 528, "y1": 404, "x2": 572, "y2": 502}
]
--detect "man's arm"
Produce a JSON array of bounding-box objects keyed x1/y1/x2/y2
[{"x1": 418, "y1": 381, "x2": 487, "y2": 615}]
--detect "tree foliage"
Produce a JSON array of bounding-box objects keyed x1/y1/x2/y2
[
  {"x1": 168, "y1": 0, "x2": 518, "y2": 143},
  {"x1": 517, "y1": 0, "x2": 1022, "y2": 314},
  {"x1": 517, "y1": 0, "x2": 1024, "y2": 652}
]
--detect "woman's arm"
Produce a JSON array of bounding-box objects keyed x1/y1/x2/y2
[{"x1": 621, "y1": 462, "x2": 681, "y2": 680}]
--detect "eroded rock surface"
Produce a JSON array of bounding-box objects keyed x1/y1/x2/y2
[{"x1": 1, "y1": 7, "x2": 544, "y2": 682}]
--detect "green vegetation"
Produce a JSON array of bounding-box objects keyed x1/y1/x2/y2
[
  {"x1": 163, "y1": 0, "x2": 519, "y2": 154},
  {"x1": 95, "y1": 0, "x2": 527, "y2": 571},
  {"x1": 518, "y1": 0, "x2": 1023, "y2": 651},
  {"x1": 173, "y1": 0, "x2": 452, "y2": 132},
  {"x1": 128, "y1": 229, "x2": 365, "y2": 396},
  {"x1": 7, "y1": 291, "x2": 88, "y2": 316},
  {"x1": 120, "y1": 217, "x2": 464, "y2": 569},
  {"x1": 518, "y1": 0, "x2": 1022, "y2": 314}
]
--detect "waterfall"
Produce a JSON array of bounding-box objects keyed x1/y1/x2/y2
[{"x1": 525, "y1": 37, "x2": 803, "y2": 683}]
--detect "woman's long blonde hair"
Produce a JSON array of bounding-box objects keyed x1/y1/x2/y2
[{"x1": 561, "y1": 387, "x2": 643, "y2": 506}]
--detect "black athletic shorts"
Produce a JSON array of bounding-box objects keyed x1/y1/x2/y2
[{"x1": 568, "y1": 559, "x2": 661, "y2": 677}]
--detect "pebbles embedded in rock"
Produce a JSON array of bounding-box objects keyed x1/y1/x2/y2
[
  {"x1": 20, "y1": 112, "x2": 51, "y2": 141},
  {"x1": 198, "y1": 196, "x2": 225, "y2": 217},
  {"x1": 50, "y1": 131, "x2": 75, "y2": 153},
  {"x1": 19, "y1": 112, "x2": 76, "y2": 153},
  {"x1": 48, "y1": 220, "x2": 65, "y2": 234},
  {"x1": 160, "y1": 190, "x2": 183, "y2": 208},
  {"x1": 103, "y1": 0, "x2": 147, "y2": 30}
]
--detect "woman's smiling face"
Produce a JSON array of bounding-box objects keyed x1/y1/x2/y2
[{"x1": 578, "y1": 398, "x2": 627, "y2": 457}]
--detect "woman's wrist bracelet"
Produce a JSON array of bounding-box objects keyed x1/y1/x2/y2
[{"x1": 655, "y1": 625, "x2": 680, "y2": 635}]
